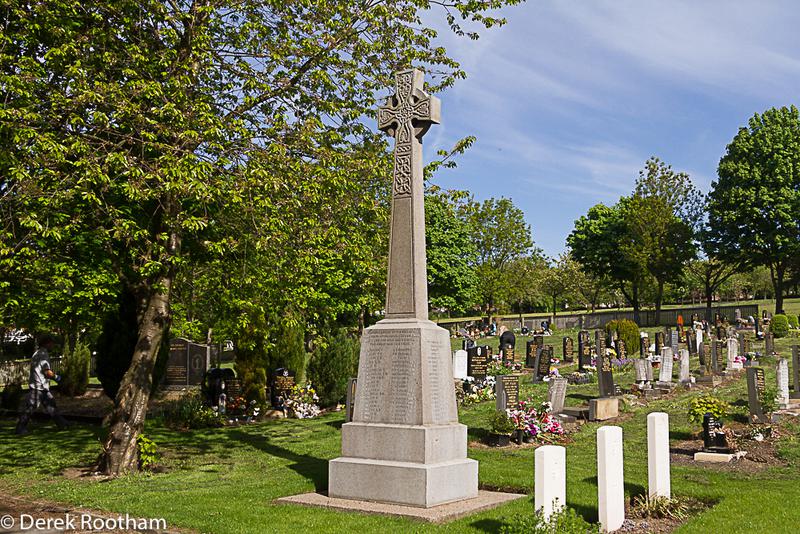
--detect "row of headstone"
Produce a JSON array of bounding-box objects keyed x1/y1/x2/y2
[{"x1": 534, "y1": 414, "x2": 671, "y2": 532}]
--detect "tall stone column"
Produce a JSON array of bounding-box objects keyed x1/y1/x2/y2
[{"x1": 328, "y1": 69, "x2": 478, "y2": 508}]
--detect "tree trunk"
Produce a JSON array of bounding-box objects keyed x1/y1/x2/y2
[
  {"x1": 632, "y1": 283, "x2": 640, "y2": 325},
  {"x1": 97, "y1": 276, "x2": 173, "y2": 476},
  {"x1": 552, "y1": 294, "x2": 557, "y2": 322},
  {"x1": 654, "y1": 279, "x2": 664, "y2": 326},
  {"x1": 774, "y1": 263, "x2": 785, "y2": 314},
  {"x1": 704, "y1": 278, "x2": 713, "y2": 322}
]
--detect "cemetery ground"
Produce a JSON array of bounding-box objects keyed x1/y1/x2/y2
[{"x1": 1, "y1": 330, "x2": 799, "y2": 532}]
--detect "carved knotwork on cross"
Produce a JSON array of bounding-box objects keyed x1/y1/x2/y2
[{"x1": 378, "y1": 69, "x2": 440, "y2": 197}]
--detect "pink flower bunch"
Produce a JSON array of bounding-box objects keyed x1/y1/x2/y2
[{"x1": 508, "y1": 400, "x2": 565, "y2": 440}]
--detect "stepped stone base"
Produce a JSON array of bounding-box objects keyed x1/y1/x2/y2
[
  {"x1": 276, "y1": 490, "x2": 524, "y2": 523},
  {"x1": 329, "y1": 456, "x2": 478, "y2": 508}
]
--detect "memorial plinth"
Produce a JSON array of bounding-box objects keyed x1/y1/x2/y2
[{"x1": 328, "y1": 69, "x2": 478, "y2": 508}]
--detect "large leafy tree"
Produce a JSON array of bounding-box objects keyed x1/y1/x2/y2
[
  {"x1": 625, "y1": 157, "x2": 700, "y2": 324},
  {"x1": 567, "y1": 201, "x2": 649, "y2": 323},
  {"x1": 0, "y1": 0, "x2": 522, "y2": 475},
  {"x1": 425, "y1": 186, "x2": 478, "y2": 316},
  {"x1": 463, "y1": 197, "x2": 533, "y2": 320},
  {"x1": 707, "y1": 106, "x2": 800, "y2": 314}
]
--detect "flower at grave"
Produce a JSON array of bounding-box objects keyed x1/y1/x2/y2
[
  {"x1": 506, "y1": 408, "x2": 528, "y2": 430},
  {"x1": 285, "y1": 383, "x2": 322, "y2": 419}
]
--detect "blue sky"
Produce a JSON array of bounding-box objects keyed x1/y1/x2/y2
[{"x1": 416, "y1": 1, "x2": 800, "y2": 257}]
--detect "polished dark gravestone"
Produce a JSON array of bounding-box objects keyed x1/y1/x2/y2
[
  {"x1": 597, "y1": 347, "x2": 615, "y2": 398},
  {"x1": 562, "y1": 337, "x2": 574, "y2": 363},
  {"x1": 467, "y1": 345, "x2": 491, "y2": 379},
  {"x1": 495, "y1": 374, "x2": 520, "y2": 411},
  {"x1": 578, "y1": 330, "x2": 591, "y2": 371},
  {"x1": 533, "y1": 345, "x2": 553, "y2": 383}
]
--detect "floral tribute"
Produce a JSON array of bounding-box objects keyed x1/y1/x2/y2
[
  {"x1": 285, "y1": 383, "x2": 321, "y2": 419},
  {"x1": 458, "y1": 377, "x2": 496, "y2": 406},
  {"x1": 505, "y1": 399, "x2": 565, "y2": 442}
]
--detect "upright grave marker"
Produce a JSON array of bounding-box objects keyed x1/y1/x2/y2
[
  {"x1": 562, "y1": 337, "x2": 574, "y2": 363},
  {"x1": 640, "y1": 334, "x2": 650, "y2": 358},
  {"x1": 496, "y1": 374, "x2": 520, "y2": 411},
  {"x1": 535, "y1": 446, "x2": 566, "y2": 521},
  {"x1": 647, "y1": 412, "x2": 671, "y2": 499},
  {"x1": 679, "y1": 349, "x2": 690, "y2": 384},
  {"x1": 765, "y1": 332, "x2": 775, "y2": 355},
  {"x1": 654, "y1": 332, "x2": 664, "y2": 355},
  {"x1": 658, "y1": 348, "x2": 674, "y2": 386},
  {"x1": 597, "y1": 344, "x2": 615, "y2": 398},
  {"x1": 453, "y1": 349, "x2": 468, "y2": 380},
  {"x1": 776, "y1": 358, "x2": 790, "y2": 409},
  {"x1": 525, "y1": 339, "x2": 539, "y2": 368},
  {"x1": 634, "y1": 359, "x2": 650, "y2": 387},
  {"x1": 670, "y1": 330, "x2": 679, "y2": 354},
  {"x1": 547, "y1": 377, "x2": 568, "y2": 415},
  {"x1": 616, "y1": 339, "x2": 627, "y2": 359},
  {"x1": 710, "y1": 340, "x2": 720, "y2": 374},
  {"x1": 329, "y1": 69, "x2": 478, "y2": 507},
  {"x1": 746, "y1": 367, "x2": 767, "y2": 424},
  {"x1": 597, "y1": 426, "x2": 625, "y2": 533},
  {"x1": 467, "y1": 345, "x2": 490, "y2": 379},
  {"x1": 578, "y1": 330, "x2": 591, "y2": 371},
  {"x1": 793, "y1": 346, "x2": 800, "y2": 400},
  {"x1": 534, "y1": 345, "x2": 553, "y2": 382}
]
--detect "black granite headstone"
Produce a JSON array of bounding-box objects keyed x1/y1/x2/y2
[
  {"x1": 271, "y1": 368, "x2": 296, "y2": 408},
  {"x1": 534, "y1": 345, "x2": 553, "y2": 382},
  {"x1": 597, "y1": 347, "x2": 615, "y2": 398},
  {"x1": 467, "y1": 345, "x2": 490, "y2": 379},
  {"x1": 562, "y1": 337, "x2": 574, "y2": 363}
]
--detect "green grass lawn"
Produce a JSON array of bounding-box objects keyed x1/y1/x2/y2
[{"x1": 1, "y1": 333, "x2": 799, "y2": 533}]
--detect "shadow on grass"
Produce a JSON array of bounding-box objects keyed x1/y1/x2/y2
[
  {"x1": 0, "y1": 419, "x2": 103, "y2": 475},
  {"x1": 225, "y1": 429, "x2": 328, "y2": 491},
  {"x1": 567, "y1": 393, "x2": 594, "y2": 402},
  {"x1": 325, "y1": 420, "x2": 344, "y2": 430},
  {"x1": 670, "y1": 430, "x2": 694, "y2": 441},
  {"x1": 470, "y1": 518, "x2": 505, "y2": 533}
]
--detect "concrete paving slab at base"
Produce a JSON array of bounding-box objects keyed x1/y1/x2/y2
[{"x1": 275, "y1": 490, "x2": 526, "y2": 523}]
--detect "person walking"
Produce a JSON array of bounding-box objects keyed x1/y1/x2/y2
[{"x1": 15, "y1": 335, "x2": 70, "y2": 435}]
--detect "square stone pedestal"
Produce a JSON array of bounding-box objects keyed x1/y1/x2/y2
[{"x1": 328, "y1": 318, "x2": 478, "y2": 508}]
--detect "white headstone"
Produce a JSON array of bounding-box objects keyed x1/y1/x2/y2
[
  {"x1": 535, "y1": 445, "x2": 566, "y2": 521},
  {"x1": 679, "y1": 349, "x2": 690, "y2": 384},
  {"x1": 727, "y1": 338, "x2": 739, "y2": 368},
  {"x1": 647, "y1": 412, "x2": 671, "y2": 499},
  {"x1": 453, "y1": 350, "x2": 468, "y2": 380},
  {"x1": 695, "y1": 329, "x2": 703, "y2": 353},
  {"x1": 597, "y1": 426, "x2": 625, "y2": 533},
  {"x1": 547, "y1": 377, "x2": 568, "y2": 414},
  {"x1": 634, "y1": 359, "x2": 649, "y2": 385},
  {"x1": 658, "y1": 348, "x2": 674, "y2": 383},
  {"x1": 777, "y1": 358, "x2": 790, "y2": 409}
]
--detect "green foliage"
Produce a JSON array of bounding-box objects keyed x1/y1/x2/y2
[
  {"x1": 136, "y1": 434, "x2": 158, "y2": 470},
  {"x1": 271, "y1": 320, "x2": 308, "y2": 384},
  {"x1": 760, "y1": 387, "x2": 778, "y2": 415},
  {"x1": 425, "y1": 187, "x2": 478, "y2": 314},
  {"x1": 786, "y1": 314, "x2": 799, "y2": 329},
  {"x1": 688, "y1": 394, "x2": 730, "y2": 424},
  {"x1": 162, "y1": 391, "x2": 223, "y2": 430},
  {"x1": 500, "y1": 507, "x2": 599, "y2": 534},
  {"x1": 59, "y1": 341, "x2": 91, "y2": 397},
  {"x1": 568, "y1": 201, "x2": 649, "y2": 317},
  {"x1": 307, "y1": 328, "x2": 359, "y2": 407},
  {"x1": 95, "y1": 290, "x2": 139, "y2": 400},
  {"x1": 707, "y1": 106, "x2": 800, "y2": 313},
  {"x1": 771, "y1": 314, "x2": 790, "y2": 338},
  {"x1": 489, "y1": 410, "x2": 515, "y2": 435},
  {"x1": 605, "y1": 319, "x2": 640, "y2": 356},
  {"x1": 631, "y1": 495, "x2": 690, "y2": 520},
  {"x1": 464, "y1": 197, "x2": 534, "y2": 316}
]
